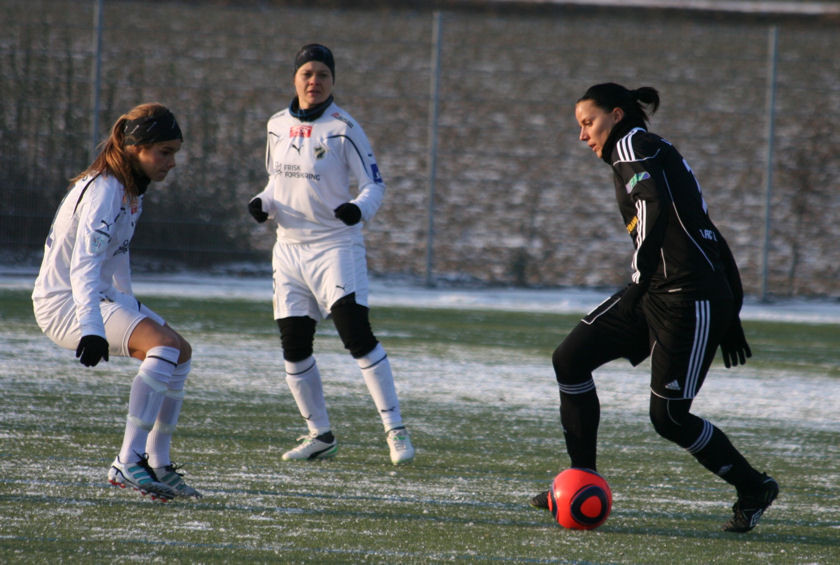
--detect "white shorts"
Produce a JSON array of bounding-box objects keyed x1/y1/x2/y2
[
  {"x1": 33, "y1": 292, "x2": 166, "y2": 358},
  {"x1": 271, "y1": 237, "x2": 369, "y2": 321}
]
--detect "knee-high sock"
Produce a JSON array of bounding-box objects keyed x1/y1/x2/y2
[
  {"x1": 119, "y1": 346, "x2": 180, "y2": 463},
  {"x1": 357, "y1": 343, "x2": 402, "y2": 431},
  {"x1": 559, "y1": 379, "x2": 600, "y2": 470},
  {"x1": 285, "y1": 356, "x2": 330, "y2": 435},
  {"x1": 146, "y1": 359, "x2": 190, "y2": 468},
  {"x1": 685, "y1": 419, "x2": 763, "y2": 492}
]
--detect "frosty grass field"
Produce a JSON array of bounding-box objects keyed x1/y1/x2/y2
[{"x1": 1, "y1": 274, "x2": 839, "y2": 563}]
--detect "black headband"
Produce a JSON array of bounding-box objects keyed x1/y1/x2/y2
[
  {"x1": 294, "y1": 44, "x2": 335, "y2": 80},
  {"x1": 124, "y1": 111, "x2": 183, "y2": 146}
]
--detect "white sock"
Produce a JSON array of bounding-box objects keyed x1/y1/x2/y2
[
  {"x1": 357, "y1": 344, "x2": 403, "y2": 431},
  {"x1": 147, "y1": 359, "x2": 190, "y2": 468},
  {"x1": 285, "y1": 356, "x2": 330, "y2": 435},
  {"x1": 119, "y1": 346, "x2": 179, "y2": 463}
]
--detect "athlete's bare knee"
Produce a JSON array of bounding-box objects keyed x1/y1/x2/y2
[
  {"x1": 129, "y1": 319, "x2": 187, "y2": 360},
  {"x1": 173, "y1": 332, "x2": 191, "y2": 363},
  {"x1": 155, "y1": 328, "x2": 181, "y2": 350}
]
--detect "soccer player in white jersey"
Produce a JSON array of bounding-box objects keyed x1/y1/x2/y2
[
  {"x1": 32, "y1": 103, "x2": 201, "y2": 500},
  {"x1": 248, "y1": 44, "x2": 414, "y2": 465}
]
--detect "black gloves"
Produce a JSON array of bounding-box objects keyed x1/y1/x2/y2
[
  {"x1": 720, "y1": 317, "x2": 752, "y2": 368},
  {"x1": 250, "y1": 198, "x2": 361, "y2": 225},
  {"x1": 248, "y1": 197, "x2": 268, "y2": 223},
  {"x1": 616, "y1": 283, "x2": 645, "y2": 318},
  {"x1": 334, "y1": 202, "x2": 361, "y2": 226},
  {"x1": 76, "y1": 335, "x2": 109, "y2": 367}
]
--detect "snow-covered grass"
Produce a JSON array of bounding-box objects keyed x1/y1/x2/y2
[{"x1": 1, "y1": 282, "x2": 838, "y2": 563}]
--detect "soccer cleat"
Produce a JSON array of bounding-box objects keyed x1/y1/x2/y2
[
  {"x1": 282, "y1": 431, "x2": 338, "y2": 461},
  {"x1": 386, "y1": 426, "x2": 415, "y2": 465},
  {"x1": 108, "y1": 454, "x2": 177, "y2": 501},
  {"x1": 529, "y1": 490, "x2": 550, "y2": 510},
  {"x1": 152, "y1": 463, "x2": 202, "y2": 499},
  {"x1": 723, "y1": 474, "x2": 779, "y2": 533}
]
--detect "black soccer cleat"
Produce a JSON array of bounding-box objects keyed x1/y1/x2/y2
[
  {"x1": 723, "y1": 474, "x2": 779, "y2": 533},
  {"x1": 529, "y1": 490, "x2": 550, "y2": 510}
]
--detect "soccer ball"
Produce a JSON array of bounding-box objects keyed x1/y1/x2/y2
[{"x1": 548, "y1": 468, "x2": 612, "y2": 530}]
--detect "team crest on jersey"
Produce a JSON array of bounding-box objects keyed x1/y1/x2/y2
[
  {"x1": 625, "y1": 171, "x2": 651, "y2": 193},
  {"x1": 88, "y1": 229, "x2": 110, "y2": 255},
  {"x1": 314, "y1": 145, "x2": 326, "y2": 159},
  {"x1": 290, "y1": 125, "x2": 312, "y2": 138}
]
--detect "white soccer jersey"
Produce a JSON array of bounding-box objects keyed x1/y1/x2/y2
[
  {"x1": 32, "y1": 174, "x2": 142, "y2": 338},
  {"x1": 252, "y1": 101, "x2": 386, "y2": 243}
]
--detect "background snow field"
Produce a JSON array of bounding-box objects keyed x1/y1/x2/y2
[{"x1": 1, "y1": 287, "x2": 838, "y2": 563}]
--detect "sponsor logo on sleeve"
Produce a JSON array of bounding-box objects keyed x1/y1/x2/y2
[
  {"x1": 114, "y1": 239, "x2": 130, "y2": 256},
  {"x1": 332, "y1": 112, "x2": 353, "y2": 127},
  {"x1": 700, "y1": 229, "x2": 718, "y2": 241},
  {"x1": 371, "y1": 163, "x2": 382, "y2": 183},
  {"x1": 625, "y1": 171, "x2": 651, "y2": 193}
]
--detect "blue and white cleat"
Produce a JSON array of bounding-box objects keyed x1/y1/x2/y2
[{"x1": 108, "y1": 454, "x2": 177, "y2": 501}]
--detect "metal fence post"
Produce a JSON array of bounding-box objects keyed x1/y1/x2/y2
[
  {"x1": 425, "y1": 11, "x2": 442, "y2": 287},
  {"x1": 89, "y1": 0, "x2": 104, "y2": 161},
  {"x1": 760, "y1": 25, "x2": 778, "y2": 302}
]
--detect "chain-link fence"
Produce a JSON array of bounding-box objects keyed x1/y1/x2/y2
[{"x1": 3, "y1": 0, "x2": 840, "y2": 297}]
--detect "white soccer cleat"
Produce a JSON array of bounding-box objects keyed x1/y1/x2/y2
[
  {"x1": 386, "y1": 426, "x2": 415, "y2": 465},
  {"x1": 281, "y1": 431, "x2": 338, "y2": 461},
  {"x1": 152, "y1": 464, "x2": 202, "y2": 499},
  {"x1": 107, "y1": 455, "x2": 177, "y2": 501}
]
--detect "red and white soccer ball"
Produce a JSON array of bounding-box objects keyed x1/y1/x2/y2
[{"x1": 548, "y1": 468, "x2": 612, "y2": 530}]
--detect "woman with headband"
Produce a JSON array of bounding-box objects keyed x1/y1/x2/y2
[
  {"x1": 248, "y1": 44, "x2": 414, "y2": 465},
  {"x1": 32, "y1": 102, "x2": 201, "y2": 501}
]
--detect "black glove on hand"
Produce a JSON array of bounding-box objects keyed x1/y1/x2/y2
[
  {"x1": 248, "y1": 197, "x2": 268, "y2": 223},
  {"x1": 616, "y1": 283, "x2": 645, "y2": 318},
  {"x1": 334, "y1": 202, "x2": 361, "y2": 226},
  {"x1": 719, "y1": 317, "x2": 752, "y2": 368},
  {"x1": 76, "y1": 335, "x2": 109, "y2": 367}
]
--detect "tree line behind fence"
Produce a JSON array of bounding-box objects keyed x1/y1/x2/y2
[{"x1": 2, "y1": 0, "x2": 839, "y2": 297}]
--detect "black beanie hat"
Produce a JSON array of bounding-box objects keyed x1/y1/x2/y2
[{"x1": 294, "y1": 44, "x2": 335, "y2": 81}]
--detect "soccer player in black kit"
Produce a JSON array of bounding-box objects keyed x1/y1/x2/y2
[{"x1": 530, "y1": 83, "x2": 777, "y2": 533}]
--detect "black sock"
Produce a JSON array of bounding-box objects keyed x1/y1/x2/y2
[
  {"x1": 560, "y1": 389, "x2": 600, "y2": 470},
  {"x1": 693, "y1": 425, "x2": 763, "y2": 492}
]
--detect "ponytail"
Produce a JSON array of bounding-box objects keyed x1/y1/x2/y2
[
  {"x1": 631, "y1": 87, "x2": 660, "y2": 117},
  {"x1": 578, "y1": 83, "x2": 660, "y2": 129}
]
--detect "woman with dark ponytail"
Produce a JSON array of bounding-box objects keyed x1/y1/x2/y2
[
  {"x1": 33, "y1": 102, "x2": 201, "y2": 501},
  {"x1": 530, "y1": 83, "x2": 777, "y2": 533}
]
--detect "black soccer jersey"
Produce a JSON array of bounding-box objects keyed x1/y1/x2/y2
[{"x1": 605, "y1": 127, "x2": 741, "y2": 304}]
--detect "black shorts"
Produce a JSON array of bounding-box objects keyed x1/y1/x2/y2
[{"x1": 561, "y1": 287, "x2": 733, "y2": 399}]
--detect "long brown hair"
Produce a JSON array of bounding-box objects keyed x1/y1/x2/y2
[{"x1": 70, "y1": 102, "x2": 175, "y2": 199}]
